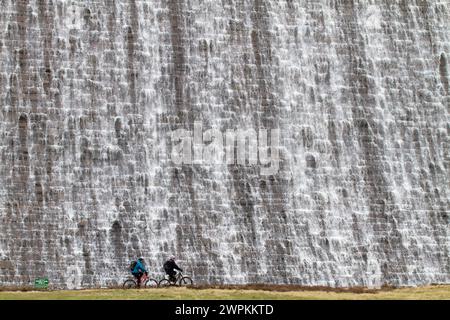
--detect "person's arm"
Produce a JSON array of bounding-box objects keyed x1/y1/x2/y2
[
  {"x1": 174, "y1": 262, "x2": 183, "y2": 272},
  {"x1": 137, "y1": 261, "x2": 145, "y2": 272}
]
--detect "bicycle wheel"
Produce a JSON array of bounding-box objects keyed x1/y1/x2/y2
[
  {"x1": 158, "y1": 279, "x2": 172, "y2": 287},
  {"x1": 145, "y1": 278, "x2": 159, "y2": 288},
  {"x1": 179, "y1": 277, "x2": 193, "y2": 286},
  {"x1": 122, "y1": 279, "x2": 137, "y2": 289}
]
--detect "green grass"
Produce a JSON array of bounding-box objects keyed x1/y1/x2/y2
[{"x1": 0, "y1": 285, "x2": 449, "y2": 300}]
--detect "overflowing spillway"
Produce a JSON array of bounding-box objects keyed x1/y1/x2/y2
[{"x1": 0, "y1": 0, "x2": 449, "y2": 288}]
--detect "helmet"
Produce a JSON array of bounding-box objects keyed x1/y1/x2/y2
[
  {"x1": 169, "y1": 255, "x2": 175, "y2": 261},
  {"x1": 138, "y1": 257, "x2": 145, "y2": 262}
]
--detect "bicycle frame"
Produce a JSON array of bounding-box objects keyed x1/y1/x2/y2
[
  {"x1": 163, "y1": 271, "x2": 183, "y2": 283},
  {"x1": 174, "y1": 271, "x2": 188, "y2": 285},
  {"x1": 135, "y1": 273, "x2": 149, "y2": 287}
]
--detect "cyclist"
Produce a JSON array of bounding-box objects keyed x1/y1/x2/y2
[
  {"x1": 131, "y1": 257, "x2": 148, "y2": 287},
  {"x1": 163, "y1": 255, "x2": 183, "y2": 283}
]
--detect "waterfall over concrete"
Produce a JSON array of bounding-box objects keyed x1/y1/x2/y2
[{"x1": 0, "y1": 0, "x2": 448, "y2": 288}]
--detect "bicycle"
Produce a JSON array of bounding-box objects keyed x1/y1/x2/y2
[
  {"x1": 122, "y1": 272, "x2": 158, "y2": 289},
  {"x1": 158, "y1": 271, "x2": 193, "y2": 287}
]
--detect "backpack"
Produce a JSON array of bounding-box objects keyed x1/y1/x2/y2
[
  {"x1": 163, "y1": 261, "x2": 170, "y2": 272},
  {"x1": 130, "y1": 260, "x2": 137, "y2": 272}
]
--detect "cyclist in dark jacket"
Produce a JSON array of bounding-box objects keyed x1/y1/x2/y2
[
  {"x1": 163, "y1": 255, "x2": 182, "y2": 282},
  {"x1": 132, "y1": 257, "x2": 148, "y2": 287}
]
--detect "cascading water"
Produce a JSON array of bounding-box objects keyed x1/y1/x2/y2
[{"x1": 0, "y1": 0, "x2": 448, "y2": 288}]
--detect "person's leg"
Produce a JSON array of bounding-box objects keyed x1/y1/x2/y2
[
  {"x1": 137, "y1": 272, "x2": 143, "y2": 287},
  {"x1": 169, "y1": 270, "x2": 176, "y2": 283}
]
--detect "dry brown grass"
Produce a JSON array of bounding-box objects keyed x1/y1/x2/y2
[
  {"x1": 1, "y1": 283, "x2": 444, "y2": 297},
  {"x1": 0, "y1": 283, "x2": 404, "y2": 294},
  {"x1": 0, "y1": 285, "x2": 448, "y2": 300},
  {"x1": 0, "y1": 285, "x2": 46, "y2": 292}
]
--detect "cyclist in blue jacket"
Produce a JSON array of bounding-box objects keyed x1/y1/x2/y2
[{"x1": 132, "y1": 257, "x2": 148, "y2": 287}]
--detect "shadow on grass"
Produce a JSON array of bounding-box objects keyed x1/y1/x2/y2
[
  {"x1": 188, "y1": 284, "x2": 397, "y2": 294},
  {"x1": 0, "y1": 284, "x2": 412, "y2": 294}
]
